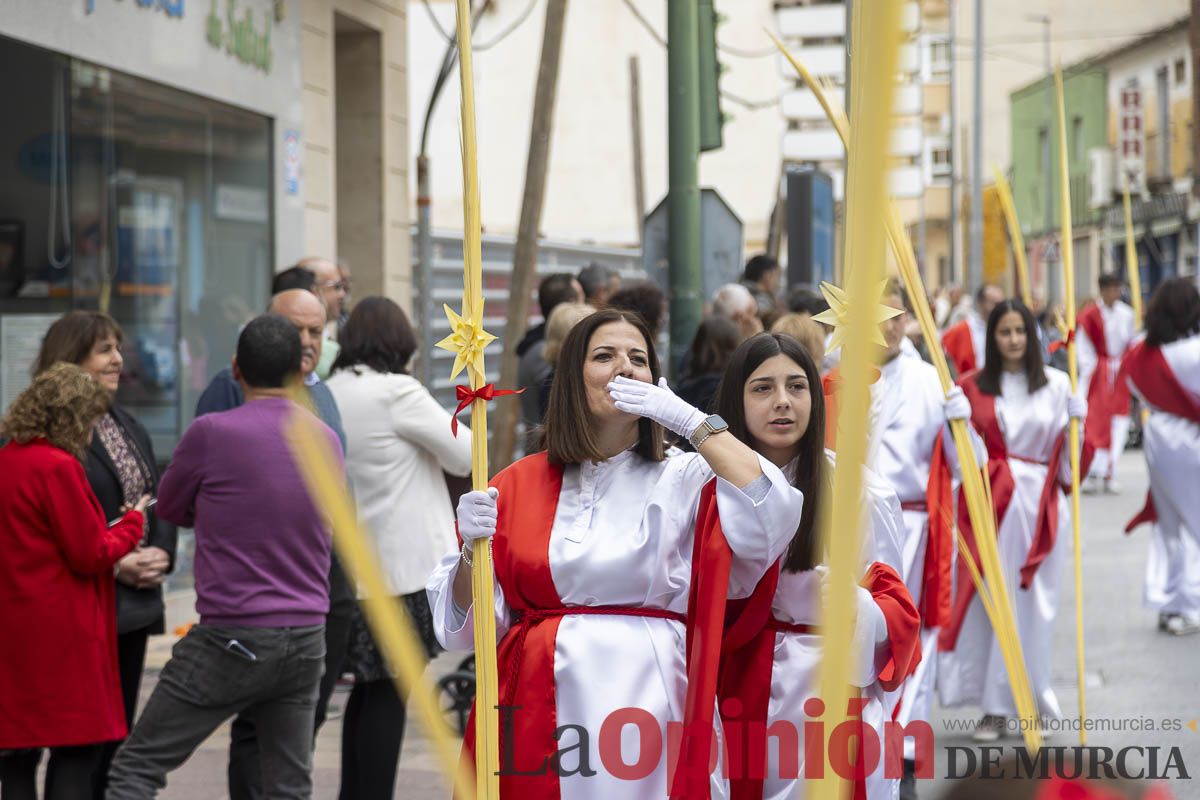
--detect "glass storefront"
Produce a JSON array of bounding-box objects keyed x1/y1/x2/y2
[{"x1": 0, "y1": 34, "x2": 272, "y2": 455}]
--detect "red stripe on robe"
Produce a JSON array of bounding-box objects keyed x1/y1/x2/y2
[
  {"x1": 1119, "y1": 341, "x2": 1200, "y2": 533},
  {"x1": 717, "y1": 562, "x2": 920, "y2": 800},
  {"x1": 939, "y1": 373, "x2": 1094, "y2": 651},
  {"x1": 921, "y1": 431, "x2": 955, "y2": 629},
  {"x1": 1078, "y1": 303, "x2": 1133, "y2": 452},
  {"x1": 942, "y1": 320, "x2": 977, "y2": 377},
  {"x1": 460, "y1": 453, "x2": 564, "y2": 798}
]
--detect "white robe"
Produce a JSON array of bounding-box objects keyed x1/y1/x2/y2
[
  {"x1": 1128, "y1": 334, "x2": 1200, "y2": 615},
  {"x1": 938, "y1": 368, "x2": 1074, "y2": 720},
  {"x1": 873, "y1": 355, "x2": 947, "y2": 761},
  {"x1": 426, "y1": 449, "x2": 802, "y2": 799},
  {"x1": 1077, "y1": 299, "x2": 1135, "y2": 480},
  {"x1": 760, "y1": 464, "x2": 906, "y2": 800}
]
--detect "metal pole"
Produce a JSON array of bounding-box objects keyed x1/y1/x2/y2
[
  {"x1": 416, "y1": 155, "x2": 434, "y2": 385},
  {"x1": 667, "y1": 0, "x2": 702, "y2": 375},
  {"x1": 1043, "y1": 17, "x2": 1056, "y2": 304},
  {"x1": 629, "y1": 55, "x2": 647, "y2": 246},
  {"x1": 969, "y1": 0, "x2": 983, "y2": 293},
  {"x1": 949, "y1": 0, "x2": 958, "y2": 288}
]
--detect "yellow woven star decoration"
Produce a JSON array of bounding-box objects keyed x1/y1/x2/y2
[
  {"x1": 435, "y1": 302, "x2": 496, "y2": 384},
  {"x1": 811, "y1": 280, "x2": 903, "y2": 353}
]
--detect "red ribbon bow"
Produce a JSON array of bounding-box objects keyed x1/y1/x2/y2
[
  {"x1": 1049, "y1": 328, "x2": 1076, "y2": 354},
  {"x1": 451, "y1": 383, "x2": 524, "y2": 435}
]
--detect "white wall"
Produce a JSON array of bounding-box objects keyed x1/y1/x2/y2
[
  {"x1": 0, "y1": 0, "x2": 306, "y2": 266},
  {"x1": 409, "y1": 0, "x2": 785, "y2": 249}
]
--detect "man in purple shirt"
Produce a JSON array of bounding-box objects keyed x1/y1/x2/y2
[{"x1": 108, "y1": 315, "x2": 344, "y2": 799}]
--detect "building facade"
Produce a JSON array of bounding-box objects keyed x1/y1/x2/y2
[
  {"x1": 774, "y1": 0, "x2": 954, "y2": 287},
  {"x1": 0, "y1": 0, "x2": 411, "y2": 453},
  {"x1": 1009, "y1": 62, "x2": 1107, "y2": 304}
]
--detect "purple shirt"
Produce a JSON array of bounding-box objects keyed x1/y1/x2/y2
[{"x1": 157, "y1": 397, "x2": 343, "y2": 627}]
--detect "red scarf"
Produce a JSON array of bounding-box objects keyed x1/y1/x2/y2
[
  {"x1": 921, "y1": 431, "x2": 955, "y2": 628},
  {"x1": 941, "y1": 320, "x2": 977, "y2": 377},
  {"x1": 940, "y1": 373, "x2": 1092, "y2": 651},
  {"x1": 1119, "y1": 341, "x2": 1200, "y2": 533}
]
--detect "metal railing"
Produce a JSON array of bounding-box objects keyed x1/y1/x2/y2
[{"x1": 415, "y1": 228, "x2": 644, "y2": 411}]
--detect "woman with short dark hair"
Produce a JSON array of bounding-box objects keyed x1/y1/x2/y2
[
  {"x1": 0, "y1": 364, "x2": 149, "y2": 799},
  {"x1": 677, "y1": 315, "x2": 740, "y2": 415},
  {"x1": 427, "y1": 308, "x2": 804, "y2": 797},
  {"x1": 939, "y1": 299, "x2": 1088, "y2": 741},
  {"x1": 1122, "y1": 278, "x2": 1200, "y2": 635},
  {"x1": 32, "y1": 310, "x2": 174, "y2": 797},
  {"x1": 326, "y1": 296, "x2": 470, "y2": 798}
]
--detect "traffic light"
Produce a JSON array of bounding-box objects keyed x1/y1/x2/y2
[{"x1": 697, "y1": 0, "x2": 724, "y2": 152}]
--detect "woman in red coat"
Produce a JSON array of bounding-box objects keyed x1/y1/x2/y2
[{"x1": 0, "y1": 364, "x2": 149, "y2": 799}]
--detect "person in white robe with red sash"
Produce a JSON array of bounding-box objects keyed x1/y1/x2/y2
[
  {"x1": 938, "y1": 300, "x2": 1089, "y2": 742},
  {"x1": 1076, "y1": 274, "x2": 1136, "y2": 493},
  {"x1": 694, "y1": 333, "x2": 922, "y2": 800},
  {"x1": 872, "y1": 282, "x2": 969, "y2": 797},
  {"x1": 940, "y1": 284, "x2": 1004, "y2": 378},
  {"x1": 426, "y1": 309, "x2": 804, "y2": 799},
  {"x1": 1120, "y1": 278, "x2": 1200, "y2": 635}
]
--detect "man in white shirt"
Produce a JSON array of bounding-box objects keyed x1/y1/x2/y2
[{"x1": 1077, "y1": 273, "x2": 1136, "y2": 493}]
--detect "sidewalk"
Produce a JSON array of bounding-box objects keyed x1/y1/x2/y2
[{"x1": 147, "y1": 592, "x2": 458, "y2": 799}]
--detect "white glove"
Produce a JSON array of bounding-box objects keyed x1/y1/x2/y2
[
  {"x1": 607, "y1": 376, "x2": 707, "y2": 439},
  {"x1": 1067, "y1": 392, "x2": 1087, "y2": 421},
  {"x1": 943, "y1": 386, "x2": 971, "y2": 423},
  {"x1": 457, "y1": 487, "x2": 499, "y2": 542}
]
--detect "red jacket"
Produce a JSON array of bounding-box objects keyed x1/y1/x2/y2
[{"x1": 0, "y1": 439, "x2": 144, "y2": 748}]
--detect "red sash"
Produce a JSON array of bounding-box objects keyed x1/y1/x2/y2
[
  {"x1": 1078, "y1": 303, "x2": 1132, "y2": 451},
  {"x1": 1119, "y1": 341, "x2": 1200, "y2": 533},
  {"x1": 942, "y1": 320, "x2": 977, "y2": 377},
  {"x1": 920, "y1": 431, "x2": 955, "y2": 629},
  {"x1": 717, "y1": 562, "x2": 920, "y2": 800},
  {"x1": 939, "y1": 373, "x2": 1091, "y2": 651}
]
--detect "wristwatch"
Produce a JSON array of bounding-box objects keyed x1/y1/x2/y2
[{"x1": 688, "y1": 414, "x2": 729, "y2": 450}]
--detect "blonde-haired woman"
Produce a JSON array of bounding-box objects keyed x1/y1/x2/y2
[
  {"x1": 770, "y1": 312, "x2": 827, "y2": 368},
  {"x1": 0, "y1": 364, "x2": 150, "y2": 798},
  {"x1": 537, "y1": 302, "x2": 596, "y2": 419}
]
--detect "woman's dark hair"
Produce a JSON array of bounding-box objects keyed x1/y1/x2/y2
[
  {"x1": 33, "y1": 311, "x2": 123, "y2": 376},
  {"x1": 683, "y1": 316, "x2": 740, "y2": 378},
  {"x1": 1144, "y1": 277, "x2": 1200, "y2": 348},
  {"x1": 331, "y1": 296, "x2": 417, "y2": 374},
  {"x1": 540, "y1": 309, "x2": 666, "y2": 465},
  {"x1": 713, "y1": 332, "x2": 826, "y2": 573},
  {"x1": 607, "y1": 281, "x2": 665, "y2": 337},
  {"x1": 975, "y1": 299, "x2": 1047, "y2": 396},
  {"x1": 236, "y1": 315, "x2": 302, "y2": 389}
]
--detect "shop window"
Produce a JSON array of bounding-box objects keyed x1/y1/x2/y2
[{"x1": 0, "y1": 35, "x2": 271, "y2": 454}]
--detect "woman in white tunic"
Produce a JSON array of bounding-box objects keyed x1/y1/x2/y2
[
  {"x1": 426, "y1": 309, "x2": 803, "y2": 799},
  {"x1": 1121, "y1": 278, "x2": 1200, "y2": 635},
  {"x1": 938, "y1": 299, "x2": 1087, "y2": 741},
  {"x1": 712, "y1": 333, "x2": 922, "y2": 800}
]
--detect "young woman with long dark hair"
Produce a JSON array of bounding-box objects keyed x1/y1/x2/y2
[
  {"x1": 710, "y1": 332, "x2": 921, "y2": 800},
  {"x1": 938, "y1": 299, "x2": 1088, "y2": 741},
  {"x1": 426, "y1": 310, "x2": 804, "y2": 798},
  {"x1": 1121, "y1": 278, "x2": 1200, "y2": 635}
]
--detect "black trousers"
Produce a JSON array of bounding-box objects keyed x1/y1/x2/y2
[
  {"x1": 0, "y1": 745, "x2": 104, "y2": 800},
  {"x1": 93, "y1": 628, "x2": 150, "y2": 798},
  {"x1": 338, "y1": 679, "x2": 409, "y2": 800},
  {"x1": 227, "y1": 601, "x2": 352, "y2": 800}
]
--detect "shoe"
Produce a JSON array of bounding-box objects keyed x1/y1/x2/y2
[
  {"x1": 972, "y1": 714, "x2": 1007, "y2": 742},
  {"x1": 1081, "y1": 476, "x2": 1102, "y2": 495},
  {"x1": 1159, "y1": 612, "x2": 1176, "y2": 631},
  {"x1": 1103, "y1": 479, "x2": 1122, "y2": 495},
  {"x1": 899, "y1": 759, "x2": 918, "y2": 800},
  {"x1": 1167, "y1": 614, "x2": 1200, "y2": 636}
]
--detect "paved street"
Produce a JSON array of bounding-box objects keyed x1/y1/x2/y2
[{"x1": 140, "y1": 450, "x2": 1198, "y2": 799}]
